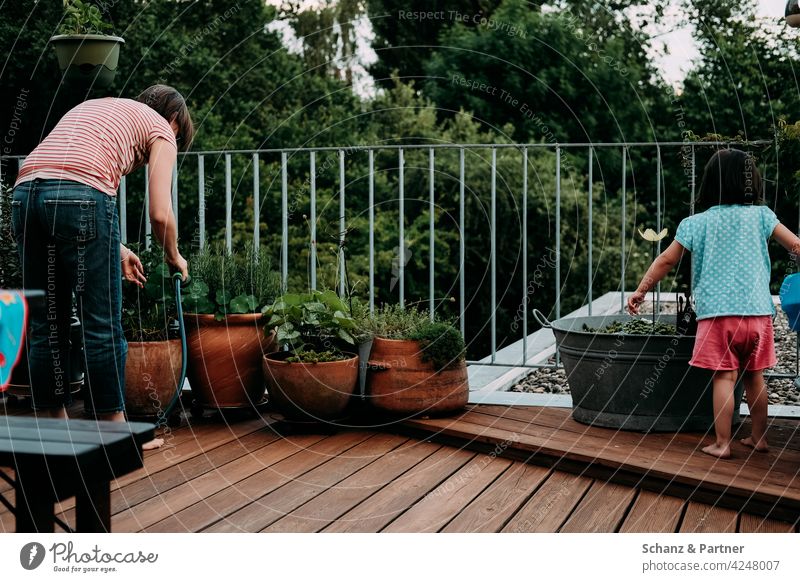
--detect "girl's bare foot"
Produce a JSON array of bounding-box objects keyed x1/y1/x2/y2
[
  {"x1": 701, "y1": 443, "x2": 731, "y2": 458},
  {"x1": 740, "y1": 436, "x2": 769, "y2": 452},
  {"x1": 142, "y1": 437, "x2": 165, "y2": 450}
]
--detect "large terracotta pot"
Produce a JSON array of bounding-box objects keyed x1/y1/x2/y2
[
  {"x1": 124, "y1": 339, "x2": 182, "y2": 419},
  {"x1": 263, "y1": 351, "x2": 358, "y2": 421},
  {"x1": 185, "y1": 313, "x2": 275, "y2": 409},
  {"x1": 367, "y1": 337, "x2": 469, "y2": 415}
]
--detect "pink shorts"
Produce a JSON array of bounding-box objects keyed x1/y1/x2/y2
[{"x1": 690, "y1": 315, "x2": 777, "y2": 371}]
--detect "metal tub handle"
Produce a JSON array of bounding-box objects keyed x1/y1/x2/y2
[{"x1": 532, "y1": 309, "x2": 553, "y2": 329}]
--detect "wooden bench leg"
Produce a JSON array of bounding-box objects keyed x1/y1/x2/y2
[
  {"x1": 75, "y1": 480, "x2": 111, "y2": 533},
  {"x1": 15, "y1": 478, "x2": 54, "y2": 533}
]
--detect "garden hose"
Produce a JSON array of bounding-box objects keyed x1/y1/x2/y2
[{"x1": 158, "y1": 273, "x2": 189, "y2": 422}]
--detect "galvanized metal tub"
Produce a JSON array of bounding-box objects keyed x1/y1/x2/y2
[{"x1": 536, "y1": 311, "x2": 742, "y2": 432}]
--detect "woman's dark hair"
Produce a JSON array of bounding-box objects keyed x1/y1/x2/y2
[
  {"x1": 136, "y1": 85, "x2": 194, "y2": 151},
  {"x1": 696, "y1": 148, "x2": 763, "y2": 207}
]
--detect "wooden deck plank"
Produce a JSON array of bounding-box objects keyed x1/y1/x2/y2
[
  {"x1": 263, "y1": 440, "x2": 441, "y2": 532},
  {"x1": 442, "y1": 462, "x2": 550, "y2": 533},
  {"x1": 74, "y1": 432, "x2": 329, "y2": 532},
  {"x1": 404, "y1": 410, "x2": 800, "y2": 516},
  {"x1": 205, "y1": 433, "x2": 407, "y2": 533},
  {"x1": 738, "y1": 513, "x2": 796, "y2": 533},
  {"x1": 382, "y1": 454, "x2": 513, "y2": 532},
  {"x1": 619, "y1": 490, "x2": 685, "y2": 533},
  {"x1": 322, "y1": 446, "x2": 475, "y2": 533},
  {"x1": 560, "y1": 481, "x2": 637, "y2": 533},
  {"x1": 146, "y1": 431, "x2": 375, "y2": 533},
  {"x1": 501, "y1": 471, "x2": 593, "y2": 533},
  {"x1": 679, "y1": 502, "x2": 739, "y2": 533}
]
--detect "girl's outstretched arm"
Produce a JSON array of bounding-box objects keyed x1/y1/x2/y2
[
  {"x1": 627, "y1": 241, "x2": 687, "y2": 314},
  {"x1": 772, "y1": 224, "x2": 800, "y2": 263}
]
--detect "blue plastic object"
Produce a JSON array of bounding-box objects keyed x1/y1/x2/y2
[
  {"x1": 0, "y1": 291, "x2": 26, "y2": 391},
  {"x1": 780, "y1": 273, "x2": 800, "y2": 331}
]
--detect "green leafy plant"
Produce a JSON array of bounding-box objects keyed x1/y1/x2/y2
[
  {"x1": 360, "y1": 304, "x2": 432, "y2": 340},
  {"x1": 122, "y1": 244, "x2": 176, "y2": 342},
  {"x1": 182, "y1": 243, "x2": 281, "y2": 319},
  {"x1": 409, "y1": 321, "x2": 466, "y2": 372},
  {"x1": 263, "y1": 290, "x2": 357, "y2": 362},
  {"x1": 59, "y1": 0, "x2": 114, "y2": 35},
  {"x1": 0, "y1": 185, "x2": 22, "y2": 289},
  {"x1": 582, "y1": 320, "x2": 677, "y2": 335}
]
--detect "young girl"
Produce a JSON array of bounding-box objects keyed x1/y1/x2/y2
[{"x1": 628, "y1": 149, "x2": 800, "y2": 459}]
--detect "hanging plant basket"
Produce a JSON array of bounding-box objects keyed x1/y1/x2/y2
[{"x1": 49, "y1": 34, "x2": 124, "y2": 88}]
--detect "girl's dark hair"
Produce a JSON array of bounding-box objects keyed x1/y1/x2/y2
[
  {"x1": 696, "y1": 148, "x2": 763, "y2": 207},
  {"x1": 136, "y1": 85, "x2": 194, "y2": 151}
]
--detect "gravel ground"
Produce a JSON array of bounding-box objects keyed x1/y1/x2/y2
[{"x1": 510, "y1": 300, "x2": 800, "y2": 406}]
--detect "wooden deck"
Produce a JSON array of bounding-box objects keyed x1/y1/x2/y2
[
  {"x1": 0, "y1": 398, "x2": 797, "y2": 533},
  {"x1": 402, "y1": 404, "x2": 800, "y2": 525}
]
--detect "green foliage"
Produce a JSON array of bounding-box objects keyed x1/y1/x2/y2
[
  {"x1": 359, "y1": 303, "x2": 432, "y2": 340},
  {"x1": 263, "y1": 290, "x2": 357, "y2": 358},
  {"x1": 285, "y1": 350, "x2": 349, "y2": 363},
  {"x1": 408, "y1": 321, "x2": 466, "y2": 372},
  {"x1": 122, "y1": 244, "x2": 176, "y2": 342},
  {"x1": 59, "y1": 0, "x2": 114, "y2": 35},
  {"x1": 0, "y1": 185, "x2": 22, "y2": 289},
  {"x1": 582, "y1": 320, "x2": 677, "y2": 335},
  {"x1": 184, "y1": 244, "x2": 281, "y2": 318}
]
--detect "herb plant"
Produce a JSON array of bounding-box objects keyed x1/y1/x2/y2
[
  {"x1": 122, "y1": 244, "x2": 176, "y2": 342},
  {"x1": 582, "y1": 319, "x2": 678, "y2": 335},
  {"x1": 182, "y1": 244, "x2": 281, "y2": 319},
  {"x1": 263, "y1": 290, "x2": 357, "y2": 362},
  {"x1": 59, "y1": 0, "x2": 114, "y2": 35},
  {"x1": 409, "y1": 321, "x2": 466, "y2": 372}
]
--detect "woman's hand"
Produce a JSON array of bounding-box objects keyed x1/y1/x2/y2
[
  {"x1": 168, "y1": 252, "x2": 189, "y2": 282},
  {"x1": 627, "y1": 290, "x2": 646, "y2": 314},
  {"x1": 121, "y1": 245, "x2": 147, "y2": 287}
]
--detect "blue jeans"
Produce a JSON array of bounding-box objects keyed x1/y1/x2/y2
[{"x1": 12, "y1": 179, "x2": 126, "y2": 414}]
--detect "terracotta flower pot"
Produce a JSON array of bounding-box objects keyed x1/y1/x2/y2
[
  {"x1": 367, "y1": 337, "x2": 469, "y2": 415},
  {"x1": 185, "y1": 313, "x2": 274, "y2": 409},
  {"x1": 124, "y1": 339, "x2": 182, "y2": 419},
  {"x1": 263, "y1": 351, "x2": 359, "y2": 421}
]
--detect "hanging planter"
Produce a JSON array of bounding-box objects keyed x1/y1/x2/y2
[{"x1": 50, "y1": 1, "x2": 124, "y2": 88}]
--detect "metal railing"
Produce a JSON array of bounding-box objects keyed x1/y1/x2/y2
[{"x1": 4, "y1": 139, "x2": 794, "y2": 376}]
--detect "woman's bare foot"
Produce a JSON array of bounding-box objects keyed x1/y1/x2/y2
[
  {"x1": 740, "y1": 436, "x2": 769, "y2": 452},
  {"x1": 701, "y1": 443, "x2": 731, "y2": 459},
  {"x1": 142, "y1": 437, "x2": 165, "y2": 450}
]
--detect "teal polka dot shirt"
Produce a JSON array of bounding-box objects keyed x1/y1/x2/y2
[{"x1": 675, "y1": 205, "x2": 779, "y2": 320}]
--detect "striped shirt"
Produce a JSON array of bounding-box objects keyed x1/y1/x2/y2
[{"x1": 15, "y1": 98, "x2": 176, "y2": 196}]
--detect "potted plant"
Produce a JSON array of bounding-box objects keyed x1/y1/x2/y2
[
  {"x1": 262, "y1": 290, "x2": 360, "y2": 421},
  {"x1": 50, "y1": 0, "x2": 125, "y2": 88},
  {"x1": 0, "y1": 186, "x2": 84, "y2": 400},
  {"x1": 181, "y1": 244, "x2": 280, "y2": 414},
  {"x1": 122, "y1": 245, "x2": 182, "y2": 423},
  {"x1": 363, "y1": 305, "x2": 469, "y2": 415}
]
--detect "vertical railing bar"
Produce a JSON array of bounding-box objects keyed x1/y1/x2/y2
[
  {"x1": 197, "y1": 156, "x2": 205, "y2": 250},
  {"x1": 555, "y1": 146, "x2": 561, "y2": 367},
  {"x1": 429, "y1": 147, "x2": 435, "y2": 321},
  {"x1": 310, "y1": 151, "x2": 317, "y2": 291},
  {"x1": 398, "y1": 148, "x2": 405, "y2": 308},
  {"x1": 459, "y1": 148, "x2": 465, "y2": 338},
  {"x1": 655, "y1": 145, "x2": 662, "y2": 315},
  {"x1": 522, "y1": 147, "x2": 528, "y2": 364},
  {"x1": 368, "y1": 149, "x2": 375, "y2": 314},
  {"x1": 620, "y1": 147, "x2": 626, "y2": 313},
  {"x1": 588, "y1": 146, "x2": 593, "y2": 316},
  {"x1": 253, "y1": 153, "x2": 260, "y2": 254},
  {"x1": 491, "y1": 147, "x2": 497, "y2": 363},
  {"x1": 555, "y1": 146, "x2": 561, "y2": 321},
  {"x1": 171, "y1": 164, "x2": 178, "y2": 231},
  {"x1": 118, "y1": 175, "x2": 127, "y2": 244},
  {"x1": 339, "y1": 150, "x2": 346, "y2": 298},
  {"x1": 144, "y1": 164, "x2": 151, "y2": 249},
  {"x1": 281, "y1": 152, "x2": 288, "y2": 292},
  {"x1": 225, "y1": 153, "x2": 232, "y2": 254}
]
